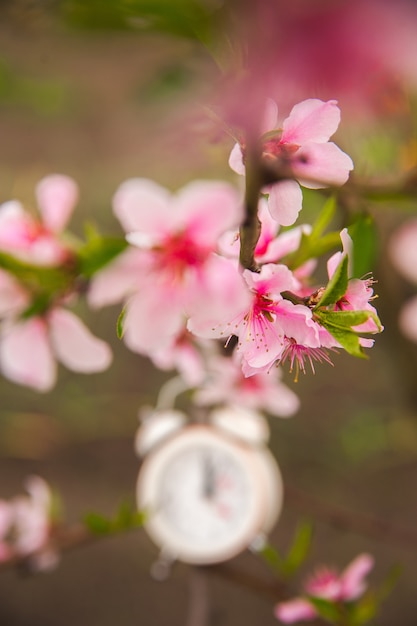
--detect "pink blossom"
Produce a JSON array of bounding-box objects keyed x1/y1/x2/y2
[
  {"x1": 389, "y1": 218, "x2": 417, "y2": 285},
  {"x1": 92, "y1": 178, "x2": 249, "y2": 360},
  {"x1": 0, "y1": 476, "x2": 58, "y2": 570},
  {"x1": 0, "y1": 308, "x2": 112, "y2": 392},
  {"x1": 326, "y1": 229, "x2": 381, "y2": 340},
  {"x1": 0, "y1": 175, "x2": 78, "y2": 266},
  {"x1": 194, "y1": 353, "x2": 300, "y2": 418},
  {"x1": 275, "y1": 553, "x2": 374, "y2": 623},
  {"x1": 230, "y1": 99, "x2": 353, "y2": 226},
  {"x1": 190, "y1": 263, "x2": 323, "y2": 376}
]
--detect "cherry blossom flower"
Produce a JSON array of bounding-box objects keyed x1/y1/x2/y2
[
  {"x1": 189, "y1": 263, "x2": 323, "y2": 376},
  {"x1": 275, "y1": 553, "x2": 374, "y2": 623},
  {"x1": 229, "y1": 99, "x2": 353, "y2": 226},
  {"x1": 90, "y1": 178, "x2": 249, "y2": 361},
  {"x1": 0, "y1": 174, "x2": 79, "y2": 266},
  {"x1": 326, "y1": 229, "x2": 381, "y2": 344},
  {"x1": 193, "y1": 353, "x2": 300, "y2": 418},
  {"x1": 0, "y1": 308, "x2": 112, "y2": 392},
  {"x1": 0, "y1": 476, "x2": 58, "y2": 571}
]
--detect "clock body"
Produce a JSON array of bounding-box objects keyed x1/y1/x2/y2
[{"x1": 137, "y1": 424, "x2": 283, "y2": 564}]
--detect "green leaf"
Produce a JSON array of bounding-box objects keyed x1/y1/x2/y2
[
  {"x1": 311, "y1": 196, "x2": 337, "y2": 239},
  {"x1": 283, "y1": 520, "x2": 313, "y2": 576},
  {"x1": 307, "y1": 597, "x2": 341, "y2": 623},
  {"x1": 258, "y1": 542, "x2": 287, "y2": 576},
  {"x1": 315, "y1": 309, "x2": 372, "y2": 329},
  {"x1": 348, "y1": 214, "x2": 378, "y2": 279},
  {"x1": 78, "y1": 235, "x2": 127, "y2": 278},
  {"x1": 83, "y1": 512, "x2": 113, "y2": 535},
  {"x1": 116, "y1": 306, "x2": 127, "y2": 339},
  {"x1": 350, "y1": 593, "x2": 378, "y2": 626},
  {"x1": 285, "y1": 231, "x2": 341, "y2": 271},
  {"x1": 258, "y1": 521, "x2": 313, "y2": 578},
  {"x1": 315, "y1": 255, "x2": 349, "y2": 308},
  {"x1": 314, "y1": 309, "x2": 372, "y2": 358}
]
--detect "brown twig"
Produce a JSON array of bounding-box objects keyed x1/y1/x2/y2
[{"x1": 285, "y1": 484, "x2": 417, "y2": 549}]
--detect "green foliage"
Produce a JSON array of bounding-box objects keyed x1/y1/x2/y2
[
  {"x1": 307, "y1": 596, "x2": 342, "y2": 623},
  {"x1": 259, "y1": 520, "x2": 313, "y2": 578},
  {"x1": 78, "y1": 226, "x2": 127, "y2": 278},
  {"x1": 348, "y1": 214, "x2": 378, "y2": 279},
  {"x1": 117, "y1": 305, "x2": 127, "y2": 339},
  {"x1": 285, "y1": 196, "x2": 341, "y2": 270},
  {"x1": 61, "y1": 0, "x2": 223, "y2": 44},
  {"x1": 0, "y1": 59, "x2": 72, "y2": 117},
  {"x1": 83, "y1": 501, "x2": 145, "y2": 536},
  {"x1": 315, "y1": 255, "x2": 349, "y2": 308}
]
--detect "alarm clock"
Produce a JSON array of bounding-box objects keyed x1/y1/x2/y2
[{"x1": 136, "y1": 406, "x2": 283, "y2": 565}]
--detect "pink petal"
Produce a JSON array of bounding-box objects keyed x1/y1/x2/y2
[
  {"x1": 292, "y1": 142, "x2": 354, "y2": 189},
  {"x1": 0, "y1": 318, "x2": 56, "y2": 392},
  {"x1": 88, "y1": 248, "x2": 148, "y2": 308},
  {"x1": 341, "y1": 553, "x2": 374, "y2": 600},
  {"x1": 228, "y1": 143, "x2": 246, "y2": 175},
  {"x1": 48, "y1": 308, "x2": 112, "y2": 373},
  {"x1": 261, "y1": 98, "x2": 279, "y2": 134},
  {"x1": 123, "y1": 289, "x2": 185, "y2": 356},
  {"x1": 267, "y1": 180, "x2": 303, "y2": 226},
  {"x1": 35, "y1": 175, "x2": 79, "y2": 232},
  {"x1": 281, "y1": 99, "x2": 341, "y2": 145},
  {"x1": 0, "y1": 269, "x2": 29, "y2": 317},
  {"x1": 262, "y1": 377, "x2": 300, "y2": 418},
  {"x1": 113, "y1": 178, "x2": 172, "y2": 235},
  {"x1": 389, "y1": 219, "x2": 417, "y2": 284},
  {"x1": 275, "y1": 598, "x2": 317, "y2": 623},
  {"x1": 186, "y1": 255, "x2": 251, "y2": 337},
  {"x1": 174, "y1": 181, "x2": 242, "y2": 247},
  {"x1": 398, "y1": 296, "x2": 417, "y2": 343}
]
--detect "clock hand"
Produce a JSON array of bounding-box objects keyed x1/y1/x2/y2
[{"x1": 202, "y1": 454, "x2": 216, "y2": 499}]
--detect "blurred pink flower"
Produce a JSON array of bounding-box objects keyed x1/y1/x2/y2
[
  {"x1": 0, "y1": 476, "x2": 58, "y2": 571},
  {"x1": 275, "y1": 553, "x2": 374, "y2": 623},
  {"x1": 220, "y1": 0, "x2": 417, "y2": 129},
  {"x1": 230, "y1": 99, "x2": 353, "y2": 226},
  {"x1": 91, "y1": 178, "x2": 249, "y2": 360},
  {"x1": 0, "y1": 308, "x2": 112, "y2": 392},
  {"x1": 0, "y1": 174, "x2": 78, "y2": 266},
  {"x1": 389, "y1": 218, "x2": 417, "y2": 343},
  {"x1": 194, "y1": 353, "x2": 300, "y2": 418}
]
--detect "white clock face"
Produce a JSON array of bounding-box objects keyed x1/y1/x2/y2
[{"x1": 137, "y1": 426, "x2": 276, "y2": 564}]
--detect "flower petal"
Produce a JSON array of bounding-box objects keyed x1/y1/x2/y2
[
  {"x1": 398, "y1": 296, "x2": 417, "y2": 343},
  {"x1": 174, "y1": 181, "x2": 242, "y2": 247},
  {"x1": 88, "y1": 248, "x2": 148, "y2": 308},
  {"x1": 281, "y1": 99, "x2": 341, "y2": 145},
  {"x1": 123, "y1": 289, "x2": 185, "y2": 356},
  {"x1": 49, "y1": 308, "x2": 112, "y2": 373},
  {"x1": 261, "y1": 98, "x2": 279, "y2": 133},
  {"x1": 267, "y1": 180, "x2": 303, "y2": 226},
  {"x1": 228, "y1": 143, "x2": 246, "y2": 175},
  {"x1": 275, "y1": 598, "x2": 317, "y2": 623},
  {"x1": 113, "y1": 178, "x2": 172, "y2": 235},
  {"x1": 341, "y1": 553, "x2": 374, "y2": 600},
  {"x1": 292, "y1": 142, "x2": 354, "y2": 189},
  {"x1": 0, "y1": 318, "x2": 56, "y2": 392},
  {"x1": 35, "y1": 175, "x2": 79, "y2": 232},
  {"x1": 389, "y1": 218, "x2": 417, "y2": 284}
]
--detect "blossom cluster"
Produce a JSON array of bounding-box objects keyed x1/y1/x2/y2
[
  {"x1": 275, "y1": 553, "x2": 374, "y2": 623},
  {"x1": 0, "y1": 99, "x2": 382, "y2": 398}
]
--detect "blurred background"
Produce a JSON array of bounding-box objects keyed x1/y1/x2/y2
[{"x1": 1, "y1": 1, "x2": 417, "y2": 624}]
